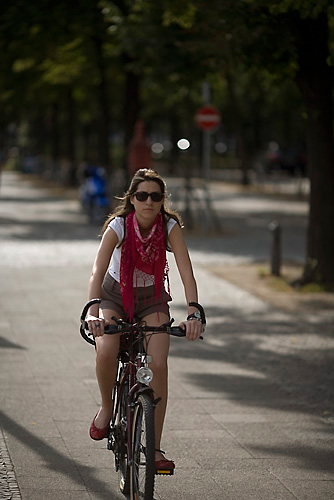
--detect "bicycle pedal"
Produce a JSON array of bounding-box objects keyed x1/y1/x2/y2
[{"x1": 155, "y1": 468, "x2": 174, "y2": 476}]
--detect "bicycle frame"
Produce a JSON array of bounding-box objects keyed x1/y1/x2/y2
[{"x1": 110, "y1": 328, "x2": 154, "y2": 468}]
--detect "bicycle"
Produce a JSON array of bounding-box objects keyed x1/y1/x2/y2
[{"x1": 80, "y1": 298, "x2": 206, "y2": 500}]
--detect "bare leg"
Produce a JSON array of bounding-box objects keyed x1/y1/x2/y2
[
  {"x1": 94, "y1": 309, "x2": 120, "y2": 429},
  {"x1": 142, "y1": 312, "x2": 170, "y2": 461}
]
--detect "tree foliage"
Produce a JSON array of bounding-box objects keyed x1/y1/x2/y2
[
  {"x1": 160, "y1": 0, "x2": 334, "y2": 286},
  {"x1": 0, "y1": 0, "x2": 333, "y2": 285}
]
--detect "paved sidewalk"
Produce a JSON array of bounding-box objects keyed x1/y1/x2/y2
[{"x1": 0, "y1": 171, "x2": 333, "y2": 500}]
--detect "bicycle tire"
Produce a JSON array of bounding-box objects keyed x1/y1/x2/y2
[
  {"x1": 117, "y1": 379, "x2": 130, "y2": 494},
  {"x1": 130, "y1": 393, "x2": 155, "y2": 500}
]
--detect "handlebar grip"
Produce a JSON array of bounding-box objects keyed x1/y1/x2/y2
[
  {"x1": 167, "y1": 326, "x2": 203, "y2": 340},
  {"x1": 80, "y1": 319, "x2": 122, "y2": 346},
  {"x1": 80, "y1": 298, "x2": 102, "y2": 346},
  {"x1": 80, "y1": 298, "x2": 101, "y2": 321},
  {"x1": 167, "y1": 326, "x2": 186, "y2": 337},
  {"x1": 104, "y1": 324, "x2": 123, "y2": 334}
]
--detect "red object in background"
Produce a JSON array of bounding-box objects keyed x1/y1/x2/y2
[
  {"x1": 195, "y1": 105, "x2": 221, "y2": 131},
  {"x1": 127, "y1": 120, "x2": 152, "y2": 176}
]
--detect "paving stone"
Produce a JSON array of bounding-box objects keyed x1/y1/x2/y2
[{"x1": 0, "y1": 171, "x2": 333, "y2": 500}]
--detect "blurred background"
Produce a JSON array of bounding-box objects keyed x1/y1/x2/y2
[{"x1": 0, "y1": 1, "x2": 333, "y2": 286}]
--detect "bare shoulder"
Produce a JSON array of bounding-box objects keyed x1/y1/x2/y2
[
  {"x1": 102, "y1": 225, "x2": 119, "y2": 244},
  {"x1": 169, "y1": 223, "x2": 188, "y2": 253},
  {"x1": 91, "y1": 226, "x2": 118, "y2": 276},
  {"x1": 169, "y1": 222, "x2": 183, "y2": 241},
  {"x1": 97, "y1": 226, "x2": 118, "y2": 257}
]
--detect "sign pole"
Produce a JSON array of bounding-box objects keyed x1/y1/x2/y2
[
  {"x1": 202, "y1": 83, "x2": 211, "y2": 182},
  {"x1": 203, "y1": 132, "x2": 211, "y2": 183},
  {"x1": 195, "y1": 87, "x2": 220, "y2": 181},
  {"x1": 194, "y1": 85, "x2": 221, "y2": 233}
]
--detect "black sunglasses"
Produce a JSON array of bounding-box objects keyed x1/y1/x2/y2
[{"x1": 134, "y1": 191, "x2": 164, "y2": 202}]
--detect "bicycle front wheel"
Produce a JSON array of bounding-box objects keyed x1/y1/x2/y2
[
  {"x1": 130, "y1": 393, "x2": 155, "y2": 500},
  {"x1": 117, "y1": 380, "x2": 130, "y2": 494}
]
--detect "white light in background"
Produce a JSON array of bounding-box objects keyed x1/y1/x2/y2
[{"x1": 177, "y1": 138, "x2": 190, "y2": 150}]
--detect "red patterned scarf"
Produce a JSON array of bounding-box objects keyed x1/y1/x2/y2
[{"x1": 120, "y1": 211, "x2": 169, "y2": 320}]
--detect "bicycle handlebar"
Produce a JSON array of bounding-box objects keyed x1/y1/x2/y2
[{"x1": 80, "y1": 298, "x2": 206, "y2": 346}]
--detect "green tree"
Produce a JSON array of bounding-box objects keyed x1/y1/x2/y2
[
  {"x1": 100, "y1": 0, "x2": 206, "y2": 175},
  {"x1": 163, "y1": 0, "x2": 334, "y2": 286},
  {"x1": 241, "y1": 1, "x2": 334, "y2": 287},
  {"x1": 0, "y1": 0, "x2": 116, "y2": 182},
  {"x1": 1, "y1": 0, "x2": 333, "y2": 286}
]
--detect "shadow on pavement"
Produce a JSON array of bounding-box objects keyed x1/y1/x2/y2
[
  {"x1": 0, "y1": 410, "x2": 114, "y2": 498},
  {"x1": 0, "y1": 195, "x2": 69, "y2": 204},
  {"x1": 0, "y1": 337, "x2": 26, "y2": 349},
  {"x1": 249, "y1": 442, "x2": 334, "y2": 474},
  {"x1": 169, "y1": 304, "x2": 334, "y2": 418},
  {"x1": 0, "y1": 215, "x2": 101, "y2": 241}
]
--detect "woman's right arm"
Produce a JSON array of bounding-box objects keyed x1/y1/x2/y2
[{"x1": 88, "y1": 226, "x2": 118, "y2": 319}]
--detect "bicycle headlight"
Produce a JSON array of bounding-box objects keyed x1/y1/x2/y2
[{"x1": 136, "y1": 367, "x2": 153, "y2": 385}]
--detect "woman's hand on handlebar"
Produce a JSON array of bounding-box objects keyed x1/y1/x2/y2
[
  {"x1": 179, "y1": 318, "x2": 203, "y2": 341},
  {"x1": 87, "y1": 315, "x2": 108, "y2": 337}
]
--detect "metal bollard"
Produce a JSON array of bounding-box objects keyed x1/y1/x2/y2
[{"x1": 268, "y1": 220, "x2": 281, "y2": 276}]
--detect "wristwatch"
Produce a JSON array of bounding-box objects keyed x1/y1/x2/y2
[{"x1": 187, "y1": 312, "x2": 202, "y2": 321}]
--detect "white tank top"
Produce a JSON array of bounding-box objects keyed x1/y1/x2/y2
[{"x1": 107, "y1": 216, "x2": 177, "y2": 286}]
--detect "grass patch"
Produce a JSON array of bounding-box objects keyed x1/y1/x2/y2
[
  {"x1": 267, "y1": 276, "x2": 294, "y2": 292},
  {"x1": 257, "y1": 265, "x2": 330, "y2": 294},
  {"x1": 299, "y1": 283, "x2": 327, "y2": 293},
  {"x1": 257, "y1": 266, "x2": 295, "y2": 290},
  {"x1": 256, "y1": 264, "x2": 326, "y2": 294},
  {"x1": 257, "y1": 266, "x2": 294, "y2": 291},
  {"x1": 257, "y1": 267, "x2": 270, "y2": 279}
]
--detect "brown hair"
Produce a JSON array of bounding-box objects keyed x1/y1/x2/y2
[{"x1": 102, "y1": 169, "x2": 183, "y2": 249}]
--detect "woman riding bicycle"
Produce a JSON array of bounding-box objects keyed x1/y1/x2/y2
[{"x1": 86, "y1": 168, "x2": 203, "y2": 472}]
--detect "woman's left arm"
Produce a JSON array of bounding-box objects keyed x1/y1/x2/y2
[{"x1": 168, "y1": 223, "x2": 203, "y2": 341}]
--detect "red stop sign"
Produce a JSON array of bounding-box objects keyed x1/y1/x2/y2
[{"x1": 195, "y1": 105, "x2": 221, "y2": 131}]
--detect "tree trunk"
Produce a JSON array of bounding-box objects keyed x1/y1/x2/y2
[
  {"x1": 168, "y1": 110, "x2": 180, "y2": 175},
  {"x1": 65, "y1": 87, "x2": 77, "y2": 186},
  {"x1": 93, "y1": 35, "x2": 111, "y2": 169},
  {"x1": 225, "y1": 70, "x2": 250, "y2": 185},
  {"x1": 96, "y1": 79, "x2": 110, "y2": 169},
  {"x1": 296, "y1": 13, "x2": 334, "y2": 287},
  {"x1": 50, "y1": 102, "x2": 60, "y2": 163},
  {"x1": 123, "y1": 58, "x2": 140, "y2": 183}
]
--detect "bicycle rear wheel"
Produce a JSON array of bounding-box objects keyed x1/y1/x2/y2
[{"x1": 130, "y1": 393, "x2": 155, "y2": 500}]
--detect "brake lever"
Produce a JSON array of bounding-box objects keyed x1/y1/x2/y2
[{"x1": 161, "y1": 317, "x2": 174, "y2": 328}]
